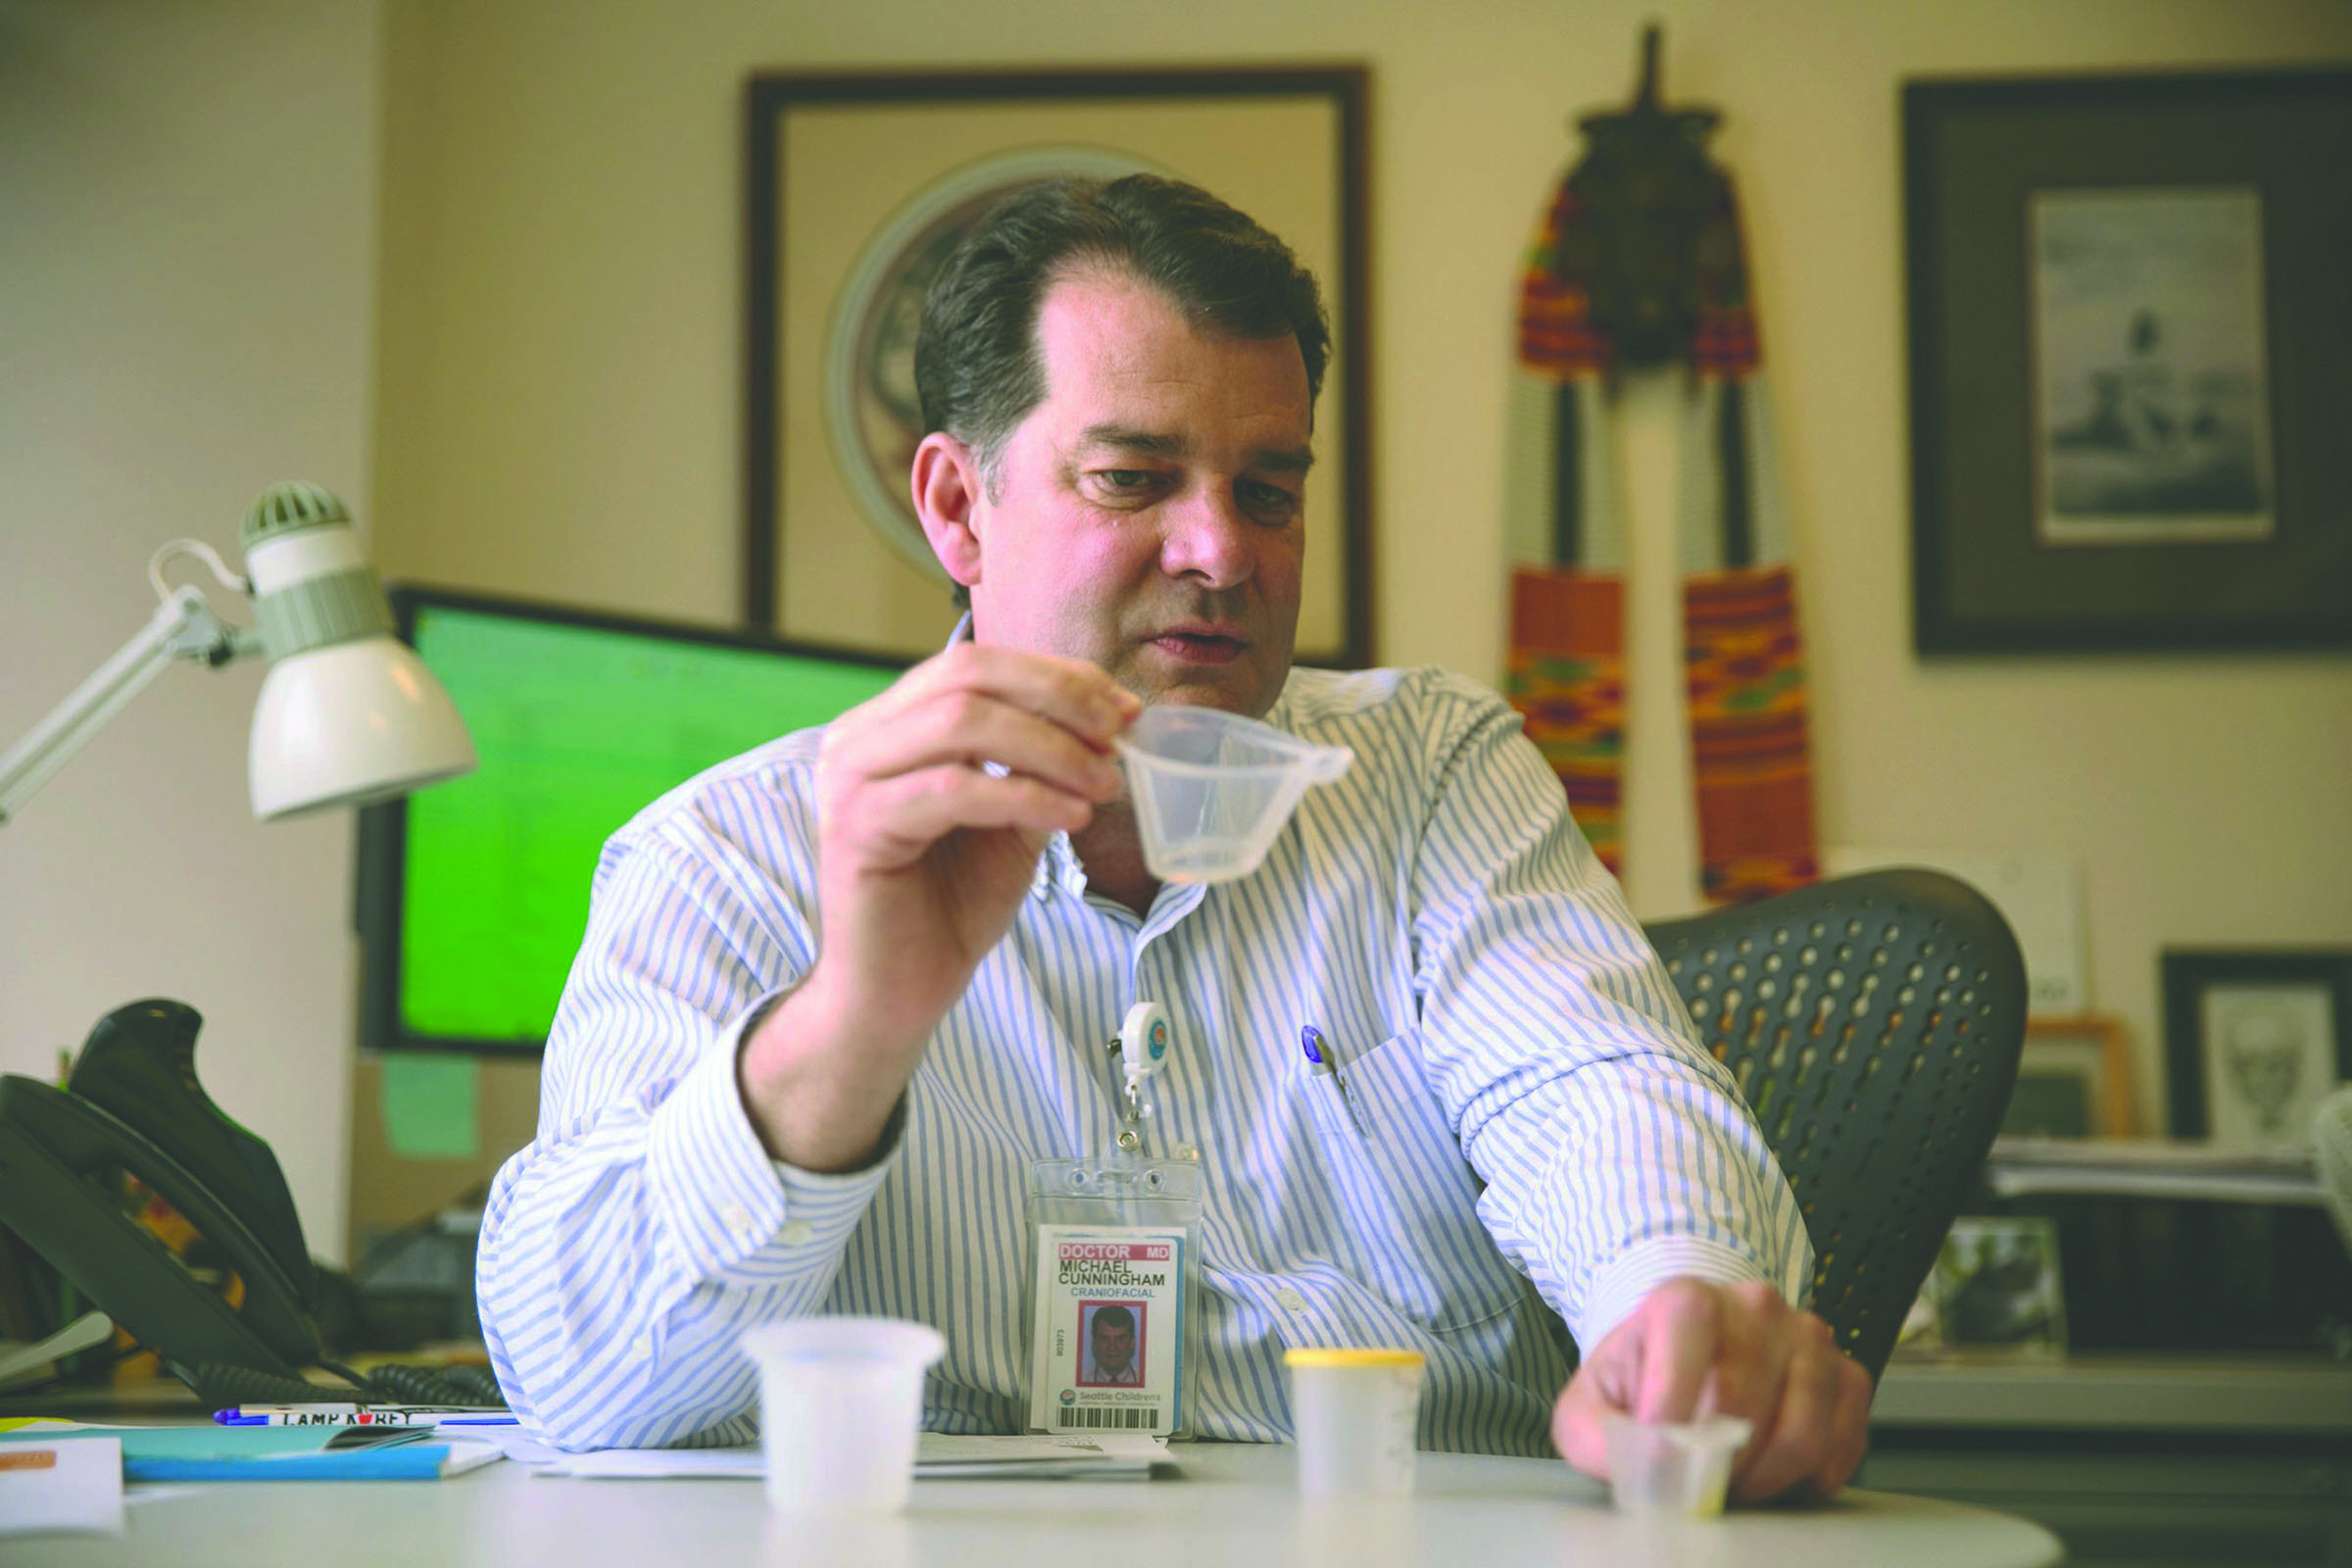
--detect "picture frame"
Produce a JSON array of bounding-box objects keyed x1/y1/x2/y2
[
  {"x1": 2002, "y1": 1013, "x2": 2135, "y2": 1138},
  {"x1": 1904, "y1": 68, "x2": 2352, "y2": 654},
  {"x1": 2163, "y1": 949, "x2": 2352, "y2": 1148},
  {"x1": 1926, "y1": 1215, "x2": 2068, "y2": 1355},
  {"x1": 743, "y1": 66, "x2": 1373, "y2": 666}
]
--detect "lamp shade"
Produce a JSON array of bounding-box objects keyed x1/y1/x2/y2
[
  {"x1": 248, "y1": 636, "x2": 475, "y2": 818},
  {"x1": 239, "y1": 482, "x2": 475, "y2": 819}
]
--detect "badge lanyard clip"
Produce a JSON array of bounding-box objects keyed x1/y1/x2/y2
[{"x1": 1107, "y1": 1001, "x2": 1170, "y2": 1155}]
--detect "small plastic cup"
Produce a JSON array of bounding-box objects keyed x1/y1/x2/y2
[
  {"x1": 1284, "y1": 1347, "x2": 1424, "y2": 1498},
  {"x1": 1115, "y1": 705, "x2": 1351, "y2": 885},
  {"x1": 740, "y1": 1316, "x2": 946, "y2": 1513},
  {"x1": 1601, "y1": 1414, "x2": 1753, "y2": 1518}
]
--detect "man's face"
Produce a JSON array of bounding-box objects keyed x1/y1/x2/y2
[
  {"x1": 948, "y1": 269, "x2": 1313, "y2": 717},
  {"x1": 1091, "y1": 1315, "x2": 1136, "y2": 1375}
]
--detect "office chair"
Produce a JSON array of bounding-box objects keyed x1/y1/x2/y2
[{"x1": 1644, "y1": 868, "x2": 2027, "y2": 1380}]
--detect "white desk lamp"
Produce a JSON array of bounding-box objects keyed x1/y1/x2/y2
[{"x1": 0, "y1": 481, "x2": 475, "y2": 823}]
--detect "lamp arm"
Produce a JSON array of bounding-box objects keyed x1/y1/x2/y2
[{"x1": 0, "y1": 585, "x2": 254, "y2": 825}]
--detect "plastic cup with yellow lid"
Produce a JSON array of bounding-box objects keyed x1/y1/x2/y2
[{"x1": 1283, "y1": 1347, "x2": 1425, "y2": 1498}]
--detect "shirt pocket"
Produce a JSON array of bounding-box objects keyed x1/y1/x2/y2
[{"x1": 1298, "y1": 1031, "x2": 1531, "y2": 1334}]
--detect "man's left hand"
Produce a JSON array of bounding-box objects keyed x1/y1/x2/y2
[{"x1": 1552, "y1": 1277, "x2": 1873, "y2": 1503}]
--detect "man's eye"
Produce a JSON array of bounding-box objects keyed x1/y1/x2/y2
[
  {"x1": 1241, "y1": 480, "x2": 1301, "y2": 519},
  {"x1": 1100, "y1": 469, "x2": 1153, "y2": 490}
]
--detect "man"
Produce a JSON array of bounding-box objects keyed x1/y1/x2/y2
[
  {"x1": 476, "y1": 174, "x2": 1870, "y2": 1501},
  {"x1": 1083, "y1": 1305, "x2": 1142, "y2": 1387}
]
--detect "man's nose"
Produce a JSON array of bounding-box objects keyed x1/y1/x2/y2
[{"x1": 1157, "y1": 482, "x2": 1253, "y2": 590}]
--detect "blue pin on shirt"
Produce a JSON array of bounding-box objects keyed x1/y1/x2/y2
[{"x1": 1300, "y1": 1026, "x2": 1368, "y2": 1136}]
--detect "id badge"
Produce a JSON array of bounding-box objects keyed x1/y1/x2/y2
[
  {"x1": 1025, "y1": 1159, "x2": 1201, "y2": 1439},
  {"x1": 1028, "y1": 1224, "x2": 1183, "y2": 1435}
]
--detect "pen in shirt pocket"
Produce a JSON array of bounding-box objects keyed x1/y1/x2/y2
[{"x1": 1299, "y1": 1025, "x2": 1369, "y2": 1138}]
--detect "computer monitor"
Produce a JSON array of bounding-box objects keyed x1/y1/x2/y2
[{"x1": 356, "y1": 585, "x2": 908, "y2": 1055}]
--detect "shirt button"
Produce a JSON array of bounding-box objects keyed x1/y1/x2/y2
[
  {"x1": 1275, "y1": 1288, "x2": 1309, "y2": 1313},
  {"x1": 779, "y1": 1220, "x2": 815, "y2": 1246},
  {"x1": 1174, "y1": 1143, "x2": 1200, "y2": 1161},
  {"x1": 632, "y1": 1335, "x2": 655, "y2": 1360},
  {"x1": 722, "y1": 1204, "x2": 755, "y2": 1235}
]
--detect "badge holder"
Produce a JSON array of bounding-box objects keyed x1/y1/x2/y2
[{"x1": 1024, "y1": 1002, "x2": 1202, "y2": 1439}]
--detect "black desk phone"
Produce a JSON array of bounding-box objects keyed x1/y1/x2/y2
[
  {"x1": 0, "y1": 1000, "x2": 323, "y2": 1392},
  {"x1": 0, "y1": 999, "x2": 510, "y2": 1408}
]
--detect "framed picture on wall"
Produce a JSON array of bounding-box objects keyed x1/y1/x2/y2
[
  {"x1": 2001, "y1": 1013, "x2": 2134, "y2": 1138},
  {"x1": 1904, "y1": 68, "x2": 2352, "y2": 653},
  {"x1": 2163, "y1": 949, "x2": 2352, "y2": 1149},
  {"x1": 742, "y1": 66, "x2": 1372, "y2": 666}
]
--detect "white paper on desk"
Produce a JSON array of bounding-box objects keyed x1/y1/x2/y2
[
  {"x1": 540, "y1": 1433, "x2": 1169, "y2": 1482},
  {"x1": 428, "y1": 1439, "x2": 507, "y2": 1478},
  {"x1": 1987, "y1": 1135, "x2": 2321, "y2": 1205},
  {"x1": 919, "y1": 1432, "x2": 1168, "y2": 1477},
  {"x1": 450, "y1": 1423, "x2": 567, "y2": 1466},
  {"x1": 1824, "y1": 849, "x2": 2088, "y2": 1015},
  {"x1": 0, "y1": 1434, "x2": 124, "y2": 1537}
]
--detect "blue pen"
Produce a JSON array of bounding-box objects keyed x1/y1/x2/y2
[
  {"x1": 1300, "y1": 1026, "x2": 1368, "y2": 1136},
  {"x1": 213, "y1": 1405, "x2": 514, "y2": 1427}
]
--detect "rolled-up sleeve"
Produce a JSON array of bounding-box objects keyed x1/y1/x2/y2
[
  {"x1": 1402, "y1": 675, "x2": 1813, "y2": 1357},
  {"x1": 476, "y1": 795, "x2": 896, "y2": 1450}
]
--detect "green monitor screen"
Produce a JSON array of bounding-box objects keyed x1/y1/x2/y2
[{"x1": 357, "y1": 586, "x2": 907, "y2": 1054}]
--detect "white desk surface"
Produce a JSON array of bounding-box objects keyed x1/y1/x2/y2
[{"x1": 21, "y1": 1439, "x2": 2060, "y2": 1568}]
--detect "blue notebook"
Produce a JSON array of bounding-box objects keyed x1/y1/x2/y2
[{"x1": 0, "y1": 1424, "x2": 501, "y2": 1481}]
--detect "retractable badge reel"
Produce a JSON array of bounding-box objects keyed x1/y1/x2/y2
[{"x1": 1023, "y1": 1002, "x2": 1202, "y2": 1439}]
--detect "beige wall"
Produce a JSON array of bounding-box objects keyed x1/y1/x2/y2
[
  {"x1": 0, "y1": 0, "x2": 382, "y2": 1261},
  {"x1": 13, "y1": 2, "x2": 2342, "y2": 1259},
  {"x1": 374, "y1": 0, "x2": 2352, "y2": 1138}
]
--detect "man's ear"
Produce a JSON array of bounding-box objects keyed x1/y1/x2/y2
[{"x1": 911, "y1": 431, "x2": 985, "y2": 590}]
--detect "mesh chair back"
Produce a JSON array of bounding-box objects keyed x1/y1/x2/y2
[{"x1": 1644, "y1": 868, "x2": 2027, "y2": 1379}]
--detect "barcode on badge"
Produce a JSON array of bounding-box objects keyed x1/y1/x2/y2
[{"x1": 1055, "y1": 1406, "x2": 1159, "y2": 1430}]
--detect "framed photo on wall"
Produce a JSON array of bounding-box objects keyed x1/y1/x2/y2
[
  {"x1": 2002, "y1": 1013, "x2": 2134, "y2": 1138},
  {"x1": 1905, "y1": 68, "x2": 2352, "y2": 653},
  {"x1": 2163, "y1": 949, "x2": 2352, "y2": 1149},
  {"x1": 743, "y1": 66, "x2": 1372, "y2": 666}
]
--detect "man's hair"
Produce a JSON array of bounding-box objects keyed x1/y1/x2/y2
[
  {"x1": 915, "y1": 172, "x2": 1331, "y2": 488},
  {"x1": 1090, "y1": 1303, "x2": 1136, "y2": 1335}
]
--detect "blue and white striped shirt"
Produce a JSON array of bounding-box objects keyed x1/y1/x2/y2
[{"x1": 476, "y1": 662, "x2": 1809, "y2": 1453}]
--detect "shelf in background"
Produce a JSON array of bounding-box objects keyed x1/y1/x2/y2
[{"x1": 1875, "y1": 1352, "x2": 2352, "y2": 1433}]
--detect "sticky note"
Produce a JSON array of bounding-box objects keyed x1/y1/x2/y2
[{"x1": 379, "y1": 1054, "x2": 479, "y2": 1160}]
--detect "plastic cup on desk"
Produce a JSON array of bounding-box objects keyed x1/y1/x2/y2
[
  {"x1": 740, "y1": 1316, "x2": 946, "y2": 1513},
  {"x1": 1284, "y1": 1347, "x2": 1424, "y2": 1498},
  {"x1": 1115, "y1": 704, "x2": 1351, "y2": 884},
  {"x1": 1601, "y1": 1413, "x2": 1752, "y2": 1518}
]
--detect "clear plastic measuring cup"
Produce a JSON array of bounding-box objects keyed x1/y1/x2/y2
[
  {"x1": 1114, "y1": 704, "x2": 1351, "y2": 884},
  {"x1": 1601, "y1": 1414, "x2": 1753, "y2": 1517},
  {"x1": 740, "y1": 1316, "x2": 946, "y2": 1512}
]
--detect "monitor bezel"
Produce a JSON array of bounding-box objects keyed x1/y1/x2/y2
[{"x1": 356, "y1": 582, "x2": 912, "y2": 1057}]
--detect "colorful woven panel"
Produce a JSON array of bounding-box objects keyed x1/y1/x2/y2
[
  {"x1": 1684, "y1": 564, "x2": 1818, "y2": 903},
  {"x1": 1507, "y1": 142, "x2": 1816, "y2": 906},
  {"x1": 1507, "y1": 566, "x2": 1626, "y2": 875}
]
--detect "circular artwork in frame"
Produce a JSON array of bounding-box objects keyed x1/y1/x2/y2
[{"x1": 821, "y1": 146, "x2": 1166, "y2": 581}]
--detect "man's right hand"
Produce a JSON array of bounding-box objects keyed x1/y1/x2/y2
[{"x1": 738, "y1": 642, "x2": 1138, "y2": 1170}]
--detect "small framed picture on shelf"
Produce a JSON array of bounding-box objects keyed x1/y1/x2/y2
[
  {"x1": 1927, "y1": 1216, "x2": 2068, "y2": 1355},
  {"x1": 2001, "y1": 1014, "x2": 2134, "y2": 1138},
  {"x1": 2163, "y1": 949, "x2": 2352, "y2": 1150}
]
